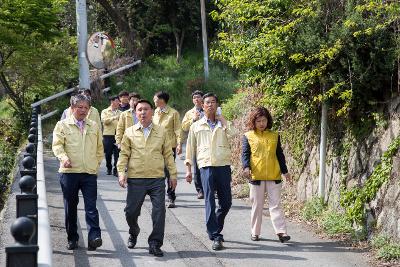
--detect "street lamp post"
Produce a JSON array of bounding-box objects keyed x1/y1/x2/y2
[
  {"x1": 200, "y1": 0, "x2": 209, "y2": 82},
  {"x1": 76, "y1": 0, "x2": 90, "y2": 90}
]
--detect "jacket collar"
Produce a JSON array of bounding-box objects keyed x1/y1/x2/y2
[
  {"x1": 199, "y1": 116, "x2": 222, "y2": 128},
  {"x1": 133, "y1": 122, "x2": 159, "y2": 133},
  {"x1": 65, "y1": 115, "x2": 92, "y2": 126},
  {"x1": 156, "y1": 105, "x2": 170, "y2": 114}
]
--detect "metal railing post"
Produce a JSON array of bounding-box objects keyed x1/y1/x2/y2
[
  {"x1": 16, "y1": 175, "x2": 38, "y2": 245},
  {"x1": 5, "y1": 217, "x2": 39, "y2": 267}
]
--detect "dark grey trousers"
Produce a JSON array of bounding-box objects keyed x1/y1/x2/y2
[{"x1": 125, "y1": 178, "x2": 166, "y2": 247}]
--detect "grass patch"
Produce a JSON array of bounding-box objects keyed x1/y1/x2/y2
[
  {"x1": 320, "y1": 210, "x2": 354, "y2": 236},
  {"x1": 0, "y1": 99, "x2": 13, "y2": 119},
  {"x1": 301, "y1": 197, "x2": 355, "y2": 237},
  {"x1": 371, "y1": 235, "x2": 400, "y2": 261},
  {"x1": 301, "y1": 197, "x2": 326, "y2": 221},
  {"x1": 116, "y1": 50, "x2": 240, "y2": 112}
]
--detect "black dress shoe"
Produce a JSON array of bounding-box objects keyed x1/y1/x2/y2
[
  {"x1": 127, "y1": 235, "x2": 137, "y2": 249},
  {"x1": 67, "y1": 240, "x2": 78, "y2": 250},
  {"x1": 149, "y1": 245, "x2": 164, "y2": 257},
  {"x1": 277, "y1": 233, "x2": 291, "y2": 243},
  {"x1": 107, "y1": 169, "x2": 112, "y2": 175},
  {"x1": 113, "y1": 168, "x2": 118, "y2": 177},
  {"x1": 212, "y1": 239, "x2": 223, "y2": 251},
  {"x1": 88, "y1": 237, "x2": 102, "y2": 251}
]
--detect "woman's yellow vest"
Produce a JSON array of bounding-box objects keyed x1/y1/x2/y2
[{"x1": 245, "y1": 130, "x2": 281, "y2": 180}]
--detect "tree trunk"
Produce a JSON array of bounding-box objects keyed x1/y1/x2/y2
[
  {"x1": 94, "y1": 0, "x2": 138, "y2": 56},
  {"x1": 174, "y1": 29, "x2": 185, "y2": 63}
]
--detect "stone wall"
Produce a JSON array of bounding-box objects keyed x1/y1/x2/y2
[{"x1": 292, "y1": 96, "x2": 400, "y2": 239}]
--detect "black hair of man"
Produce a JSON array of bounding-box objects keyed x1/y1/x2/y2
[
  {"x1": 135, "y1": 99, "x2": 154, "y2": 110},
  {"x1": 191, "y1": 90, "x2": 204, "y2": 98},
  {"x1": 154, "y1": 91, "x2": 170, "y2": 104},
  {"x1": 78, "y1": 89, "x2": 92, "y2": 96},
  {"x1": 108, "y1": 95, "x2": 119, "y2": 101},
  {"x1": 129, "y1": 92, "x2": 141, "y2": 100},
  {"x1": 118, "y1": 90, "x2": 129, "y2": 97},
  {"x1": 203, "y1": 92, "x2": 219, "y2": 103}
]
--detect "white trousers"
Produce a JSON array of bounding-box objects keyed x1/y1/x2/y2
[{"x1": 250, "y1": 180, "x2": 287, "y2": 236}]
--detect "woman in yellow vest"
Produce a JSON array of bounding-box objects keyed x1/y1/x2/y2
[{"x1": 241, "y1": 107, "x2": 292, "y2": 242}]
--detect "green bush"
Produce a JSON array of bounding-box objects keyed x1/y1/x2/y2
[
  {"x1": 0, "y1": 139, "x2": 18, "y2": 210},
  {"x1": 301, "y1": 197, "x2": 326, "y2": 221},
  {"x1": 221, "y1": 91, "x2": 248, "y2": 121}
]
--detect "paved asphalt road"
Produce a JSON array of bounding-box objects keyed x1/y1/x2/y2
[{"x1": 0, "y1": 150, "x2": 371, "y2": 267}]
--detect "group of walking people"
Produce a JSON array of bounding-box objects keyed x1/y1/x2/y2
[{"x1": 52, "y1": 87, "x2": 292, "y2": 256}]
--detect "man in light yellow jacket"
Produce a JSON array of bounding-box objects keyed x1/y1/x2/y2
[
  {"x1": 117, "y1": 99, "x2": 177, "y2": 257},
  {"x1": 181, "y1": 90, "x2": 204, "y2": 199},
  {"x1": 52, "y1": 94, "x2": 104, "y2": 251},
  {"x1": 115, "y1": 92, "x2": 141, "y2": 148},
  {"x1": 60, "y1": 89, "x2": 101, "y2": 128},
  {"x1": 153, "y1": 91, "x2": 181, "y2": 208},
  {"x1": 101, "y1": 95, "x2": 122, "y2": 176},
  {"x1": 185, "y1": 92, "x2": 233, "y2": 251}
]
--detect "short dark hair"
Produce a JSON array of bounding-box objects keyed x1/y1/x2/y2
[
  {"x1": 135, "y1": 99, "x2": 154, "y2": 110},
  {"x1": 78, "y1": 89, "x2": 91, "y2": 96},
  {"x1": 108, "y1": 95, "x2": 119, "y2": 101},
  {"x1": 203, "y1": 92, "x2": 218, "y2": 103},
  {"x1": 191, "y1": 90, "x2": 204, "y2": 98},
  {"x1": 154, "y1": 91, "x2": 170, "y2": 103},
  {"x1": 246, "y1": 107, "x2": 273, "y2": 130},
  {"x1": 118, "y1": 90, "x2": 129, "y2": 97},
  {"x1": 129, "y1": 92, "x2": 141, "y2": 100}
]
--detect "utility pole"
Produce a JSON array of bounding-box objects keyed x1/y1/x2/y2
[
  {"x1": 76, "y1": 0, "x2": 90, "y2": 90},
  {"x1": 319, "y1": 86, "x2": 327, "y2": 200},
  {"x1": 200, "y1": 0, "x2": 209, "y2": 81}
]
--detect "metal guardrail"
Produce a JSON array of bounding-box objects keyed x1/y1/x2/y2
[
  {"x1": 41, "y1": 110, "x2": 59, "y2": 121},
  {"x1": 31, "y1": 60, "x2": 141, "y2": 108},
  {"x1": 6, "y1": 61, "x2": 141, "y2": 266},
  {"x1": 31, "y1": 87, "x2": 76, "y2": 108},
  {"x1": 37, "y1": 115, "x2": 52, "y2": 267},
  {"x1": 99, "y1": 60, "x2": 141, "y2": 80}
]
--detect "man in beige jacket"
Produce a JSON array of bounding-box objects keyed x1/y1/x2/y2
[
  {"x1": 115, "y1": 92, "x2": 141, "y2": 148},
  {"x1": 185, "y1": 92, "x2": 233, "y2": 251},
  {"x1": 101, "y1": 95, "x2": 121, "y2": 176},
  {"x1": 60, "y1": 89, "x2": 101, "y2": 127},
  {"x1": 52, "y1": 94, "x2": 104, "y2": 251},
  {"x1": 117, "y1": 99, "x2": 177, "y2": 257},
  {"x1": 181, "y1": 90, "x2": 204, "y2": 199},
  {"x1": 153, "y1": 91, "x2": 181, "y2": 208}
]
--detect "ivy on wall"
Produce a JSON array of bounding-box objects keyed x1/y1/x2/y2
[{"x1": 340, "y1": 136, "x2": 400, "y2": 224}]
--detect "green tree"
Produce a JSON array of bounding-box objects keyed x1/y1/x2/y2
[
  {"x1": 0, "y1": 0, "x2": 76, "y2": 120},
  {"x1": 211, "y1": 0, "x2": 400, "y2": 127}
]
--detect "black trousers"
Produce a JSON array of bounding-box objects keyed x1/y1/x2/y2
[
  {"x1": 103, "y1": 135, "x2": 119, "y2": 172},
  {"x1": 125, "y1": 178, "x2": 166, "y2": 247},
  {"x1": 165, "y1": 148, "x2": 176, "y2": 201},
  {"x1": 59, "y1": 173, "x2": 101, "y2": 242}
]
